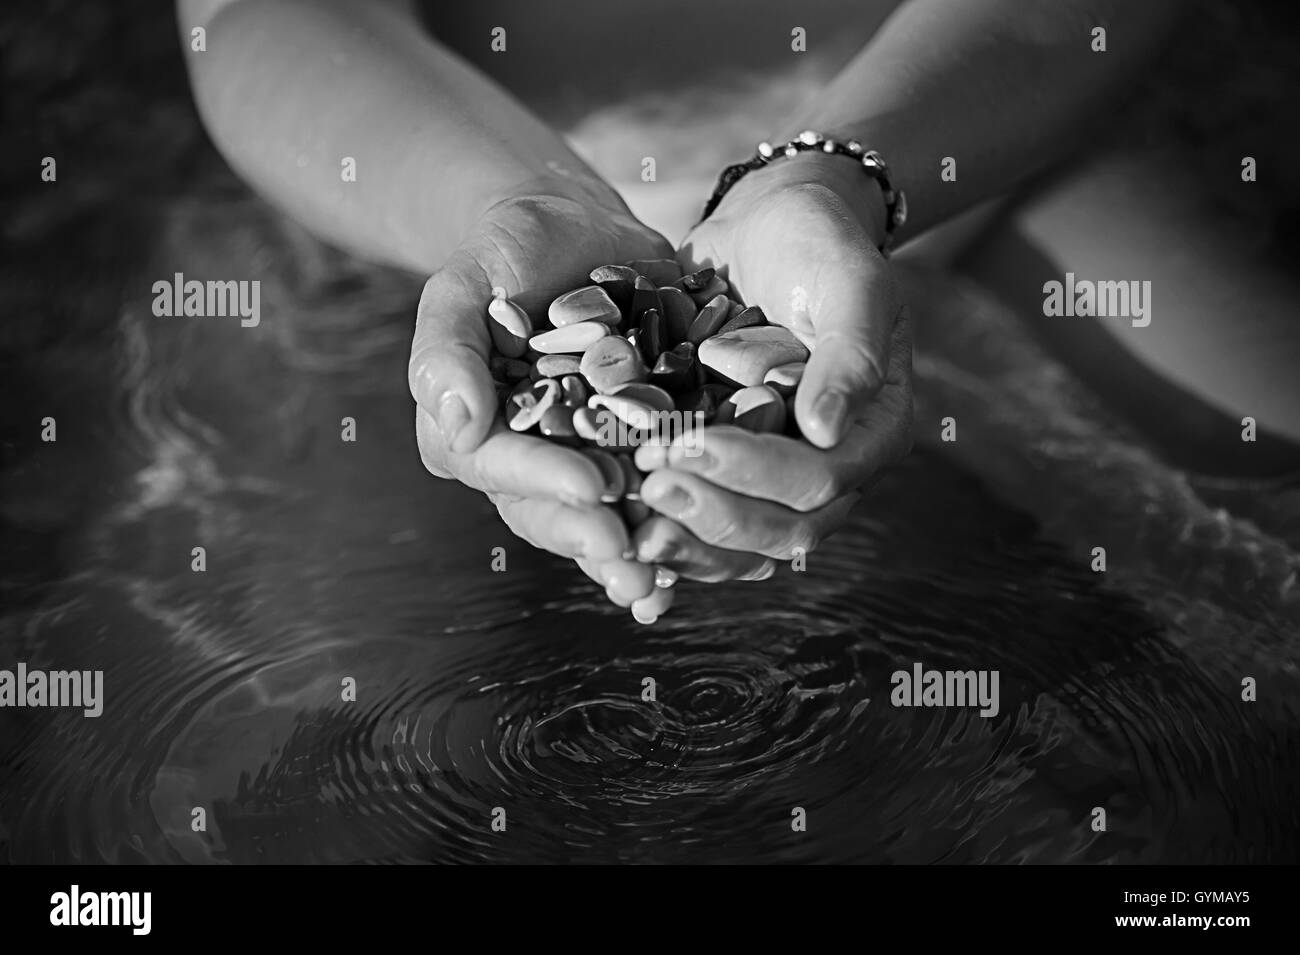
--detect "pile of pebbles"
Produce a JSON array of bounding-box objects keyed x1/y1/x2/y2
[{"x1": 487, "y1": 258, "x2": 809, "y2": 525}]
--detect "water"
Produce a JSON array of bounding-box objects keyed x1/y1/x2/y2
[
  {"x1": 3, "y1": 3, "x2": 1299, "y2": 865},
  {"x1": 3, "y1": 197, "x2": 1297, "y2": 862}
]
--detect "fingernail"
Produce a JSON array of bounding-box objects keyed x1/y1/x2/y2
[
  {"x1": 436, "y1": 392, "x2": 469, "y2": 448},
  {"x1": 654, "y1": 566, "x2": 678, "y2": 588},
  {"x1": 644, "y1": 482, "x2": 692, "y2": 517},
  {"x1": 812, "y1": 389, "x2": 847, "y2": 442},
  {"x1": 632, "y1": 603, "x2": 659, "y2": 625}
]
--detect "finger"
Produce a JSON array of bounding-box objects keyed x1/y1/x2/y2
[
  {"x1": 496, "y1": 498, "x2": 630, "y2": 563},
  {"x1": 632, "y1": 516, "x2": 777, "y2": 583},
  {"x1": 795, "y1": 255, "x2": 903, "y2": 449},
  {"x1": 633, "y1": 366, "x2": 911, "y2": 513},
  {"x1": 631, "y1": 585, "x2": 675, "y2": 626},
  {"x1": 408, "y1": 250, "x2": 500, "y2": 455},
  {"x1": 418, "y1": 408, "x2": 611, "y2": 506},
  {"x1": 639, "y1": 470, "x2": 860, "y2": 560},
  {"x1": 576, "y1": 556, "x2": 657, "y2": 608}
]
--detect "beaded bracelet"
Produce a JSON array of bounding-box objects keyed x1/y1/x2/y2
[{"x1": 701, "y1": 130, "x2": 908, "y2": 255}]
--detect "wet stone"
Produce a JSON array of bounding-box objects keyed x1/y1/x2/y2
[
  {"x1": 630, "y1": 276, "x2": 662, "y2": 325},
  {"x1": 639, "y1": 308, "x2": 665, "y2": 367},
  {"x1": 649, "y1": 342, "x2": 702, "y2": 393},
  {"x1": 506, "y1": 378, "x2": 560, "y2": 432},
  {"x1": 698, "y1": 325, "x2": 810, "y2": 387},
  {"x1": 490, "y1": 355, "x2": 531, "y2": 382},
  {"x1": 687, "y1": 274, "x2": 729, "y2": 308},
  {"x1": 535, "y1": 354, "x2": 582, "y2": 378},
  {"x1": 530, "y1": 320, "x2": 611, "y2": 354},
  {"x1": 559, "y1": 374, "x2": 590, "y2": 406},
  {"x1": 579, "y1": 335, "x2": 646, "y2": 394},
  {"x1": 724, "y1": 384, "x2": 787, "y2": 433},
  {"x1": 539, "y1": 404, "x2": 580, "y2": 444},
  {"x1": 686, "y1": 294, "x2": 732, "y2": 345},
  {"x1": 676, "y1": 267, "x2": 716, "y2": 292},
  {"x1": 589, "y1": 393, "x2": 662, "y2": 431},
  {"x1": 626, "y1": 258, "x2": 682, "y2": 286},
  {"x1": 590, "y1": 265, "x2": 637, "y2": 316},
  {"x1": 657, "y1": 286, "x2": 696, "y2": 347},
  {"x1": 572, "y1": 406, "x2": 604, "y2": 442},
  {"x1": 608, "y1": 381, "x2": 674, "y2": 414},
  {"x1": 488, "y1": 297, "x2": 532, "y2": 358},
  {"x1": 763, "y1": 361, "x2": 805, "y2": 395},
  {"x1": 718, "y1": 304, "x2": 767, "y2": 335},
  {"x1": 548, "y1": 285, "x2": 622, "y2": 327}
]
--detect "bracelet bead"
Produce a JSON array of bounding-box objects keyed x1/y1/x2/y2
[{"x1": 700, "y1": 131, "x2": 907, "y2": 255}]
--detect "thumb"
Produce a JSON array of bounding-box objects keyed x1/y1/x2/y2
[
  {"x1": 408, "y1": 248, "x2": 499, "y2": 455},
  {"x1": 794, "y1": 258, "x2": 900, "y2": 449}
]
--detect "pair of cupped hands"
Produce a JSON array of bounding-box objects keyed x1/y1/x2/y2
[{"x1": 408, "y1": 152, "x2": 914, "y2": 623}]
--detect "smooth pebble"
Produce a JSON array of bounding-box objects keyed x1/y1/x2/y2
[
  {"x1": 488, "y1": 297, "x2": 532, "y2": 358},
  {"x1": 579, "y1": 335, "x2": 646, "y2": 394},
  {"x1": 530, "y1": 320, "x2": 610, "y2": 354},
  {"x1": 548, "y1": 285, "x2": 622, "y2": 327},
  {"x1": 698, "y1": 325, "x2": 810, "y2": 386}
]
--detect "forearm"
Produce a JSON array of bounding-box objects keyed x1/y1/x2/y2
[
  {"x1": 780, "y1": 0, "x2": 1181, "y2": 239},
  {"x1": 181, "y1": 0, "x2": 618, "y2": 272}
]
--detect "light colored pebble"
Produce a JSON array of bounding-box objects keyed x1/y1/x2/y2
[
  {"x1": 763, "y1": 361, "x2": 805, "y2": 395},
  {"x1": 724, "y1": 384, "x2": 788, "y2": 433},
  {"x1": 488, "y1": 297, "x2": 532, "y2": 358},
  {"x1": 698, "y1": 325, "x2": 810, "y2": 386},
  {"x1": 529, "y1": 320, "x2": 611, "y2": 354},
  {"x1": 572, "y1": 406, "x2": 604, "y2": 442},
  {"x1": 506, "y1": 378, "x2": 560, "y2": 432},
  {"x1": 590, "y1": 265, "x2": 639, "y2": 285},
  {"x1": 548, "y1": 285, "x2": 622, "y2": 327},
  {"x1": 589, "y1": 393, "x2": 662, "y2": 431},
  {"x1": 579, "y1": 334, "x2": 646, "y2": 394},
  {"x1": 535, "y1": 354, "x2": 582, "y2": 378}
]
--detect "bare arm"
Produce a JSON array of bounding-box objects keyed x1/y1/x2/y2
[
  {"x1": 777, "y1": 0, "x2": 1182, "y2": 240},
  {"x1": 177, "y1": 0, "x2": 622, "y2": 273}
]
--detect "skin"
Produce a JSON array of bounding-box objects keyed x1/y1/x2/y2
[{"x1": 179, "y1": 0, "x2": 1182, "y2": 622}]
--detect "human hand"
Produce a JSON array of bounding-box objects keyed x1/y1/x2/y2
[
  {"x1": 409, "y1": 189, "x2": 678, "y2": 620},
  {"x1": 633, "y1": 152, "x2": 914, "y2": 576}
]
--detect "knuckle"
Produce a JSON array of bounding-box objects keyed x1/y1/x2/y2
[{"x1": 706, "y1": 514, "x2": 746, "y2": 549}]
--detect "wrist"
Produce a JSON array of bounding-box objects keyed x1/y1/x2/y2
[{"x1": 712, "y1": 149, "x2": 889, "y2": 248}]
